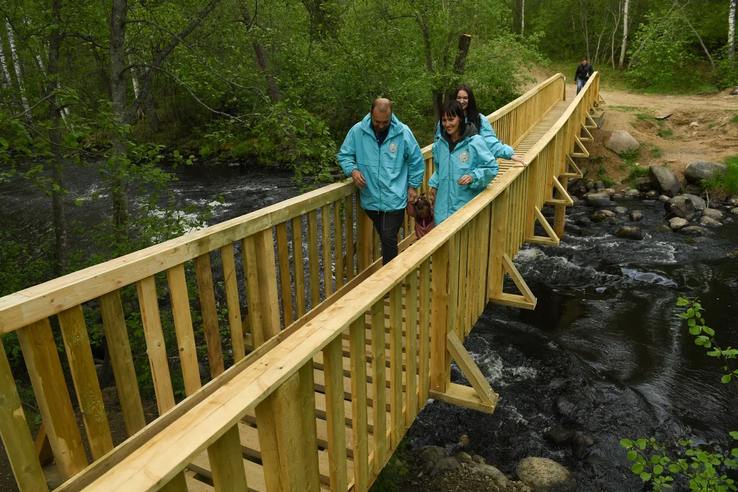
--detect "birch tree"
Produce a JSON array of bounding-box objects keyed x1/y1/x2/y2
[
  {"x1": 730, "y1": 0, "x2": 736, "y2": 62},
  {"x1": 618, "y1": 0, "x2": 629, "y2": 68},
  {"x1": 4, "y1": 19, "x2": 31, "y2": 119}
]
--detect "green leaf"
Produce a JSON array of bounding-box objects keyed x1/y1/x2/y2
[
  {"x1": 627, "y1": 450, "x2": 637, "y2": 461},
  {"x1": 620, "y1": 438, "x2": 633, "y2": 448},
  {"x1": 636, "y1": 438, "x2": 648, "y2": 450},
  {"x1": 689, "y1": 325, "x2": 701, "y2": 335},
  {"x1": 668, "y1": 463, "x2": 681, "y2": 473},
  {"x1": 640, "y1": 471, "x2": 652, "y2": 482},
  {"x1": 722, "y1": 374, "x2": 732, "y2": 384},
  {"x1": 653, "y1": 464, "x2": 663, "y2": 475},
  {"x1": 729, "y1": 431, "x2": 738, "y2": 440},
  {"x1": 703, "y1": 326, "x2": 715, "y2": 336},
  {"x1": 632, "y1": 462, "x2": 644, "y2": 474},
  {"x1": 676, "y1": 297, "x2": 690, "y2": 307}
]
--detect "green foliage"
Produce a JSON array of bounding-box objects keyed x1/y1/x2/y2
[
  {"x1": 650, "y1": 146, "x2": 663, "y2": 158},
  {"x1": 704, "y1": 155, "x2": 738, "y2": 196},
  {"x1": 731, "y1": 115, "x2": 738, "y2": 125},
  {"x1": 657, "y1": 127, "x2": 674, "y2": 139},
  {"x1": 621, "y1": 298, "x2": 738, "y2": 491},
  {"x1": 597, "y1": 162, "x2": 614, "y2": 187},
  {"x1": 370, "y1": 444, "x2": 410, "y2": 491}
]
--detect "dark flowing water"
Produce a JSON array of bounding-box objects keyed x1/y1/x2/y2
[
  {"x1": 405, "y1": 199, "x2": 738, "y2": 490},
  {"x1": 2, "y1": 168, "x2": 737, "y2": 490}
]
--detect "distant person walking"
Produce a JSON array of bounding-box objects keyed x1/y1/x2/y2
[
  {"x1": 338, "y1": 97, "x2": 424, "y2": 264},
  {"x1": 575, "y1": 58, "x2": 594, "y2": 94},
  {"x1": 428, "y1": 100, "x2": 498, "y2": 224}
]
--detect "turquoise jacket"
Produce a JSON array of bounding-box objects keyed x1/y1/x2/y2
[
  {"x1": 338, "y1": 113, "x2": 424, "y2": 212},
  {"x1": 435, "y1": 113, "x2": 514, "y2": 159},
  {"x1": 429, "y1": 126, "x2": 498, "y2": 224}
]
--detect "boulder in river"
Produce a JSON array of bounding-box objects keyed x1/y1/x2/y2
[
  {"x1": 669, "y1": 217, "x2": 689, "y2": 230},
  {"x1": 585, "y1": 191, "x2": 614, "y2": 207},
  {"x1": 605, "y1": 130, "x2": 639, "y2": 155},
  {"x1": 629, "y1": 210, "x2": 643, "y2": 221},
  {"x1": 667, "y1": 194, "x2": 706, "y2": 219},
  {"x1": 625, "y1": 188, "x2": 640, "y2": 199},
  {"x1": 702, "y1": 208, "x2": 724, "y2": 220},
  {"x1": 614, "y1": 206, "x2": 628, "y2": 215},
  {"x1": 516, "y1": 457, "x2": 576, "y2": 492},
  {"x1": 616, "y1": 226, "x2": 644, "y2": 240},
  {"x1": 684, "y1": 161, "x2": 726, "y2": 184},
  {"x1": 649, "y1": 165, "x2": 681, "y2": 196},
  {"x1": 731, "y1": 207, "x2": 738, "y2": 216},
  {"x1": 591, "y1": 209, "x2": 615, "y2": 222},
  {"x1": 699, "y1": 216, "x2": 722, "y2": 228},
  {"x1": 680, "y1": 225, "x2": 708, "y2": 236}
]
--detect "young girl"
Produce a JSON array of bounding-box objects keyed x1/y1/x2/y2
[
  {"x1": 406, "y1": 194, "x2": 435, "y2": 238},
  {"x1": 428, "y1": 100, "x2": 498, "y2": 224}
]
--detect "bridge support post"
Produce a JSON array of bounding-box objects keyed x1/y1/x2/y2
[
  {"x1": 430, "y1": 243, "x2": 450, "y2": 393},
  {"x1": 554, "y1": 176, "x2": 569, "y2": 237},
  {"x1": 357, "y1": 209, "x2": 373, "y2": 271}
]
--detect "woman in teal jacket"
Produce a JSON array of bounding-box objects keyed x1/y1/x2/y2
[{"x1": 429, "y1": 100, "x2": 498, "y2": 224}]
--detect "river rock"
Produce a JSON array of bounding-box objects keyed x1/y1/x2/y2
[
  {"x1": 585, "y1": 191, "x2": 614, "y2": 207},
  {"x1": 625, "y1": 188, "x2": 640, "y2": 198},
  {"x1": 516, "y1": 457, "x2": 576, "y2": 492},
  {"x1": 571, "y1": 432, "x2": 595, "y2": 460},
  {"x1": 669, "y1": 217, "x2": 689, "y2": 230},
  {"x1": 731, "y1": 207, "x2": 738, "y2": 216},
  {"x1": 605, "y1": 130, "x2": 639, "y2": 155},
  {"x1": 544, "y1": 425, "x2": 574, "y2": 445},
  {"x1": 649, "y1": 165, "x2": 681, "y2": 196},
  {"x1": 680, "y1": 225, "x2": 708, "y2": 236},
  {"x1": 685, "y1": 161, "x2": 726, "y2": 184},
  {"x1": 591, "y1": 209, "x2": 615, "y2": 222},
  {"x1": 629, "y1": 210, "x2": 643, "y2": 221},
  {"x1": 699, "y1": 216, "x2": 722, "y2": 228},
  {"x1": 667, "y1": 194, "x2": 706, "y2": 219},
  {"x1": 612, "y1": 192, "x2": 624, "y2": 200},
  {"x1": 645, "y1": 190, "x2": 658, "y2": 199},
  {"x1": 614, "y1": 206, "x2": 628, "y2": 214},
  {"x1": 702, "y1": 208, "x2": 724, "y2": 220},
  {"x1": 658, "y1": 194, "x2": 671, "y2": 203},
  {"x1": 432, "y1": 456, "x2": 460, "y2": 476},
  {"x1": 616, "y1": 226, "x2": 644, "y2": 240},
  {"x1": 632, "y1": 176, "x2": 653, "y2": 192},
  {"x1": 728, "y1": 197, "x2": 738, "y2": 206},
  {"x1": 476, "y1": 463, "x2": 512, "y2": 489}
]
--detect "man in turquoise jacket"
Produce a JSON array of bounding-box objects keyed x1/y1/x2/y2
[{"x1": 338, "y1": 98, "x2": 424, "y2": 264}]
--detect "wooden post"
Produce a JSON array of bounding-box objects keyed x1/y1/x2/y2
[
  {"x1": 194, "y1": 254, "x2": 225, "y2": 378},
  {"x1": 430, "y1": 243, "x2": 450, "y2": 392},
  {"x1": 554, "y1": 176, "x2": 569, "y2": 237},
  {"x1": 17, "y1": 320, "x2": 88, "y2": 478},
  {"x1": 255, "y1": 363, "x2": 320, "y2": 492},
  {"x1": 349, "y1": 318, "x2": 369, "y2": 491},
  {"x1": 389, "y1": 284, "x2": 403, "y2": 447},
  {"x1": 275, "y1": 222, "x2": 294, "y2": 325},
  {"x1": 220, "y1": 244, "x2": 245, "y2": 361},
  {"x1": 206, "y1": 425, "x2": 248, "y2": 492},
  {"x1": 357, "y1": 209, "x2": 373, "y2": 271},
  {"x1": 167, "y1": 264, "x2": 202, "y2": 396},
  {"x1": 254, "y1": 228, "x2": 281, "y2": 339},
  {"x1": 0, "y1": 339, "x2": 48, "y2": 491},
  {"x1": 322, "y1": 337, "x2": 348, "y2": 491},
  {"x1": 488, "y1": 190, "x2": 509, "y2": 301},
  {"x1": 370, "y1": 301, "x2": 387, "y2": 474}
]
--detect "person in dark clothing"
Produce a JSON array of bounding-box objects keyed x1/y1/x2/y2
[{"x1": 575, "y1": 58, "x2": 594, "y2": 94}]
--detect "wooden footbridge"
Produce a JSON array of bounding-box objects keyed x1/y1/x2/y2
[{"x1": 0, "y1": 73, "x2": 601, "y2": 491}]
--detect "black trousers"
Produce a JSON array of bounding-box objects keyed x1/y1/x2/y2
[{"x1": 365, "y1": 209, "x2": 405, "y2": 264}]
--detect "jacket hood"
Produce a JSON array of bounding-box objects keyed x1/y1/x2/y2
[{"x1": 441, "y1": 121, "x2": 477, "y2": 147}]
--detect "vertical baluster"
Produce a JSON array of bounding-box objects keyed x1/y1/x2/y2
[
  {"x1": 137, "y1": 276, "x2": 176, "y2": 413},
  {"x1": 16, "y1": 319, "x2": 87, "y2": 477},
  {"x1": 167, "y1": 264, "x2": 202, "y2": 396},
  {"x1": 242, "y1": 235, "x2": 265, "y2": 347},
  {"x1": 389, "y1": 284, "x2": 403, "y2": 446},
  {"x1": 322, "y1": 336, "x2": 348, "y2": 491},
  {"x1": 357, "y1": 209, "x2": 373, "y2": 271},
  {"x1": 350, "y1": 317, "x2": 369, "y2": 491},
  {"x1": 220, "y1": 243, "x2": 245, "y2": 361},
  {"x1": 418, "y1": 260, "x2": 431, "y2": 408},
  {"x1": 158, "y1": 472, "x2": 188, "y2": 492},
  {"x1": 334, "y1": 200, "x2": 345, "y2": 290},
  {"x1": 276, "y1": 222, "x2": 294, "y2": 326},
  {"x1": 292, "y1": 216, "x2": 306, "y2": 317},
  {"x1": 405, "y1": 270, "x2": 418, "y2": 425},
  {"x1": 100, "y1": 291, "x2": 147, "y2": 435},
  {"x1": 370, "y1": 301, "x2": 386, "y2": 474},
  {"x1": 58, "y1": 305, "x2": 114, "y2": 459},
  {"x1": 0, "y1": 339, "x2": 47, "y2": 491},
  {"x1": 207, "y1": 425, "x2": 248, "y2": 492},
  {"x1": 254, "y1": 228, "x2": 281, "y2": 338},
  {"x1": 345, "y1": 195, "x2": 355, "y2": 280},
  {"x1": 308, "y1": 210, "x2": 320, "y2": 308},
  {"x1": 321, "y1": 206, "x2": 333, "y2": 297},
  {"x1": 430, "y1": 243, "x2": 449, "y2": 392},
  {"x1": 195, "y1": 254, "x2": 224, "y2": 378}
]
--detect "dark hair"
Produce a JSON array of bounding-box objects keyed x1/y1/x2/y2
[
  {"x1": 453, "y1": 84, "x2": 481, "y2": 131},
  {"x1": 440, "y1": 99, "x2": 465, "y2": 127}
]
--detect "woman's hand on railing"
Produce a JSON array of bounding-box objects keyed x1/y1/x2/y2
[{"x1": 511, "y1": 154, "x2": 527, "y2": 166}]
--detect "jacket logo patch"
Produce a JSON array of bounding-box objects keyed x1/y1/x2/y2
[
  {"x1": 389, "y1": 143, "x2": 398, "y2": 154},
  {"x1": 459, "y1": 151, "x2": 469, "y2": 163}
]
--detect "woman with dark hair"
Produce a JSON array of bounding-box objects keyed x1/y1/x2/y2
[
  {"x1": 452, "y1": 84, "x2": 526, "y2": 166},
  {"x1": 428, "y1": 100, "x2": 497, "y2": 224}
]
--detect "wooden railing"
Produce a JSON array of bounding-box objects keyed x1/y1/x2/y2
[{"x1": 0, "y1": 72, "x2": 588, "y2": 491}]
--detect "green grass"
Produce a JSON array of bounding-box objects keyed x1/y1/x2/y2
[
  {"x1": 732, "y1": 114, "x2": 738, "y2": 124},
  {"x1": 705, "y1": 154, "x2": 738, "y2": 195},
  {"x1": 657, "y1": 127, "x2": 674, "y2": 138},
  {"x1": 597, "y1": 162, "x2": 615, "y2": 187},
  {"x1": 650, "y1": 146, "x2": 663, "y2": 158},
  {"x1": 636, "y1": 112, "x2": 653, "y2": 121}
]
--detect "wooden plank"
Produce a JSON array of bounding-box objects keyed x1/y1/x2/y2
[
  {"x1": 292, "y1": 216, "x2": 306, "y2": 317},
  {"x1": 345, "y1": 195, "x2": 355, "y2": 280},
  {"x1": 242, "y1": 235, "x2": 265, "y2": 348},
  {"x1": 334, "y1": 202, "x2": 345, "y2": 289},
  {"x1": 430, "y1": 243, "x2": 449, "y2": 392},
  {"x1": 349, "y1": 317, "x2": 369, "y2": 492},
  {"x1": 136, "y1": 276, "x2": 176, "y2": 413},
  {"x1": 58, "y1": 305, "x2": 114, "y2": 459},
  {"x1": 189, "y1": 452, "x2": 267, "y2": 492},
  {"x1": 551, "y1": 176, "x2": 574, "y2": 206},
  {"x1": 322, "y1": 337, "x2": 348, "y2": 492},
  {"x1": 255, "y1": 364, "x2": 321, "y2": 492},
  {"x1": 308, "y1": 210, "x2": 321, "y2": 309},
  {"x1": 369, "y1": 301, "x2": 386, "y2": 474},
  {"x1": 357, "y1": 209, "x2": 372, "y2": 271},
  {"x1": 206, "y1": 425, "x2": 248, "y2": 492},
  {"x1": 276, "y1": 222, "x2": 294, "y2": 326},
  {"x1": 405, "y1": 270, "x2": 418, "y2": 425},
  {"x1": 322, "y1": 206, "x2": 333, "y2": 297},
  {"x1": 389, "y1": 285, "x2": 403, "y2": 447},
  {"x1": 528, "y1": 206, "x2": 560, "y2": 246},
  {"x1": 16, "y1": 320, "x2": 87, "y2": 478},
  {"x1": 167, "y1": 264, "x2": 202, "y2": 396},
  {"x1": 429, "y1": 383, "x2": 495, "y2": 414},
  {"x1": 195, "y1": 254, "x2": 224, "y2": 378},
  {"x1": 254, "y1": 228, "x2": 281, "y2": 339},
  {"x1": 159, "y1": 471, "x2": 188, "y2": 492},
  {"x1": 446, "y1": 332, "x2": 498, "y2": 407},
  {"x1": 418, "y1": 260, "x2": 431, "y2": 408},
  {"x1": 221, "y1": 244, "x2": 245, "y2": 361},
  {"x1": 0, "y1": 339, "x2": 48, "y2": 491},
  {"x1": 100, "y1": 291, "x2": 146, "y2": 435}
]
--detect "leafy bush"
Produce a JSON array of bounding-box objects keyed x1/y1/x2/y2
[{"x1": 202, "y1": 102, "x2": 337, "y2": 187}]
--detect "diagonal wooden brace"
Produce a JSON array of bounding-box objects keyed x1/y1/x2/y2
[
  {"x1": 572, "y1": 136, "x2": 590, "y2": 158},
  {"x1": 585, "y1": 113, "x2": 599, "y2": 129},
  {"x1": 527, "y1": 207, "x2": 560, "y2": 247},
  {"x1": 560, "y1": 154, "x2": 584, "y2": 179},
  {"x1": 580, "y1": 123, "x2": 594, "y2": 142},
  {"x1": 429, "y1": 331, "x2": 499, "y2": 414},
  {"x1": 490, "y1": 253, "x2": 537, "y2": 310},
  {"x1": 547, "y1": 176, "x2": 574, "y2": 206}
]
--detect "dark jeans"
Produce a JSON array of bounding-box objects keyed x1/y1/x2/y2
[{"x1": 365, "y1": 209, "x2": 405, "y2": 264}]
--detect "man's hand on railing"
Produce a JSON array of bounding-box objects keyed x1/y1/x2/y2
[
  {"x1": 408, "y1": 186, "x2": 418, "y2": 204},
  {"x1": 351, "y1": 169, "x2": 366, "y2": 188}
]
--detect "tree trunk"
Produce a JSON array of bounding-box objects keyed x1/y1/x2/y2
[
  {"x1": 0, "y1": 30, "x2": 11, "y2": 89},
  {"x1": 415, "y1": 10, "x2": 442, "y2": 119},
  {"x1": 729, "y1": 0, "x2": 736, "y2": 62},
  {"x1": 618, "y1": 0, "x2": 629, "y2": 68},
  {"x1": 520, "y1": 0, "x2": 525, "y2": 37},
  {"x1": 512, "y1": 0, "x2": 522, "y2": 35},
  {"x1": 453, "y1": 34, "x2": 472, "y2": 74},
  {"x1": 110, "y1": 0, "x2": 129, "y2": 245},
  {"x1": 5, "y1": 19, "x2": 31, "y2": 120},
  {"x1": 241, "y1": 3, "x2": 281, "y2": 102},
  {"x1": 47, "y1": 0, "x2": 67, "y2": 275}
]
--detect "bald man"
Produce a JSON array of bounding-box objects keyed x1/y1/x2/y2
[{"x1": 338, "y1": 98, "x2": 424, "y2": 264}]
